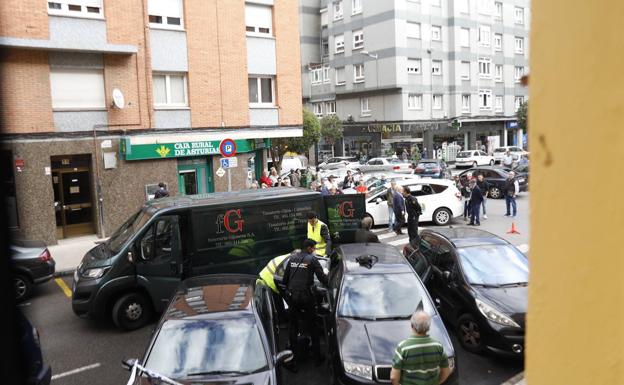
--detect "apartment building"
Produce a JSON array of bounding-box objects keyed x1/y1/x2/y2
[
  {"x1": 0, "y1": 0, "x2": 302, "y2": 244},
  {"x1": 300, "y1": 0, "x2": 529, "y2": 159}
]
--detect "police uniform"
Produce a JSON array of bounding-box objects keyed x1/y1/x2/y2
[{"x1": 307, "y1": 219, "x2": 331, "y2": 256}]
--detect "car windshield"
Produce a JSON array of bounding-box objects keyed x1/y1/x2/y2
[
  {"x1": 417, "y1": 162, "x2": 438, "y2": 169},
  {"x1": 494, "y1": 148, "x2": 507, "y2": 153},
  {"x1": 458, "y1": 245, "x2": 529, "y2": 286},
  {"x1": 457, "y1": 151, "x2": 472, "y2": 158},
  {"x1": 145, "y1": 317, "x2": 268, "y2": 378},
  {"x1": 107, "y1": 209, "x2": 152, "y2": 253},
  {"x1": 338, "y1": 273, "x2": 433, "y2": 319}
]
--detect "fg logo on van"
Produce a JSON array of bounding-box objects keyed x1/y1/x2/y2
[
  {"x1": 338, "y1": 201, "x2": 355, "y2": 218},
  {"x1": 216, "y1": 209, "x2": 245, "y2": 234}
]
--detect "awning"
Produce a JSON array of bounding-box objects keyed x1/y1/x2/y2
[{"x1": 0, "y1": 37, "x2": 137, "y2": 54}]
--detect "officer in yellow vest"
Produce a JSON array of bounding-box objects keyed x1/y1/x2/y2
[
  {"x1": 257, "y1": 252, "x2": 293, "y2": 321},
  {"x1": 307, "y1": 212, "x2": 331, "y2": 257}
]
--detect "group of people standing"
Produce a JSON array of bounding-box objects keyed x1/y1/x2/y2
[
  {"x1": 256, "y1": 167, "x2": 303, "y2": 189},
  {"x1": 386, "y1": 182, "x2": 422, "y2": 244},
  {"x1": 456, "y1": 170, "x2": 520, "y2": 226}
]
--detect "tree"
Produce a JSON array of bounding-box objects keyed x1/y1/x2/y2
[
  {"x1": 269, "y1": 109, "x2": 321, "y2": 173},
  {"x1": 320, "y1": 115, "x2": 343, "y2": 157},
  {"x1": 517, "y1": 100, "x2": 528, "y2": 131}
]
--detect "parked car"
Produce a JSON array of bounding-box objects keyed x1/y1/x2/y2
[
  {"x1": 356, "y1": 157, "x2": 413, "y2": 174},
  {"x1": 365, "y1": 179, "x2": 463, "y2": 226},
  {"x1": 458, "y1": 167, "x2": 528, "y2": 199},
  {"x1": 325, "y1": 243, "x2": 458, "y2": 384},
  {"x1": 341, "y1": 173, "x2": 419, "y2": 194},
  {"x1": 404, "y1": 228, "x2": 528, "y2": 356},
  {"x1": 455, "y1": 150, "x2": 495, "y2": 168},
  {"x1": 17, "y1": 310, "x2": 52, "y2": 385},
  {"x1": 413, "y1": 159, "x2": 452, "y2": 179},
  {"x1": 504, "y1": 163, "x2": 530, "y2": 182},
  {"x1": 124, "y1": 275, "x2": 293, "y2": 384},
  {"x1": 493, "y1": 146, "x2": 528, "y2": 164},
  {"x1": 11, "y1": 244, "x2": 55, "y2": 301},
  {"x1": 318, "y1": 156, "x2": 360, "y2": 170}
]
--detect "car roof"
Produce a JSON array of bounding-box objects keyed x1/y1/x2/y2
[
  {"x1": 418, "y1": 159, "x2": 442, "y2": 163},
  {"x1": 337, "y1": 243, "x2": 412, "y2": 275},
  {"x1": 460, "y1": 166, "x2": 505, "y2": 173},
  {"x1": 421, "y1": 228, "x2": 510, "y2": 248},
  {"x1": 164, "y1": 274, "x2": 256, "y2": 320}
]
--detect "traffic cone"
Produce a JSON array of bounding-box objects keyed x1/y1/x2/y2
[{"x1": 507, "y1": 222, "x2": 521, "y2": 234}]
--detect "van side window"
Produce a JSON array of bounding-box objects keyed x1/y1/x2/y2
[{"x1": 140, "y1": 217, "x2": 177, "y2": 261}]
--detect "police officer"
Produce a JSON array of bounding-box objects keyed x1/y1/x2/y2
[
  {"x1": 306, "y1": 212, "x2": 331, "y2": 257},
  {"x1": 283, "y1": 239, "x2": 329, "y2": 369},
  {"x1": 257, "y1": 252, "x2": 293, "y2": 322}
]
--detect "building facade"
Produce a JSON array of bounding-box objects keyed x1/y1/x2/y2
[
  {"x1": 300, "y1": 0, "x2": 529, "y2": 160},
  {"x1": 0, "y1": 0, "x2": 302, "y2": 244}
]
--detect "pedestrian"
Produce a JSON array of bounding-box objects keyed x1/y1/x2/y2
[
  {"x1": 257, "y1": 252, "x2": 293, "y2": 322},
  {"x1": 269, "y1": 167, "x2": 279, "y2": 185},
  {"x1": 306, "y1": 212, "x2": 331, "y2": 257},
  {"x1": 386, "y1": 181, "x2": 397, "y2": 231},
  {"x1": 421, "y1": 147, "x2": 428, "y2": 159},
  {"x1": 504, "y1": 170, "x2": 520, "y2": 218},
  {"x1": 260, "y1": 171, "x2": 272, "y2": 188},
  {"x1": 329, "y1": 186, "x2": 341, "y2": 195},
  {"x1": 354, "y1": 217, "x2": 380, "y2": 243},
  {"x1": 390, "y1": 311, "x2": 451, "y2": 385},
  {"x1": 153, "y1": 182, "x2": 169, "y2": 199},
  {"x1": 468, "y1": 179, "x2": 483, "y2": 226},
  {"x1": 502, "y1": 150, "x2": 514, "y2": 168},
  {"x1": 320, "y1": 177, "x2": 330, "y2": 196},
  {"x1": 274, "y1": 177, "x2": 288, "y2": 187},
  {"x1": 355, "y1": 180, "x2": 367, "y2": 194},
  {"x1": 476, "y1": 173, "x2": 490, "y2": 219},
  {"x1": 393, "y1": 185, "x2": 406, "y2": 235},
  {"x1": 402, "y1": 148, "x2": 409, "y2": 162},
  {"x1": 343, "y1": 170, "x2": 355, "y2": 189},
  {"x1": 289, "y1": 169, "x2": 301, "y2": 187},
  {"x1": 250, "y1": 181, "x2": 259, "y2": 189},
  {"x1": 460, "y1": 177, "x2": 472, "y2": 221},
  {"x1": 402, "y1": 186, "x2": 422, "y2": 244},
  {"x1": 518, "y1": 154, "x2": 529, "y2": 166},
  {"x1": 283, "y1": 239, "x2": 329, "y2": 370}
]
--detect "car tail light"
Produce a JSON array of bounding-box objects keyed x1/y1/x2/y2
[
  {"x1": 415, "y1": 167, "x2": 424, "y2": 172},
  {"x1": 39, "y1": 249, "x2": 52, "y2": 262},
  {"x1": 431, "y1": 168, "x2": 440, "y2": 173},
  {"x1": 393, "y1": 166, "x2": 400, "y2": 170}
]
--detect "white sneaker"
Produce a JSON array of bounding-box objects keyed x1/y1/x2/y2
[{"x1": 483, "y1": 214, "x2": 488, "y2": 219}]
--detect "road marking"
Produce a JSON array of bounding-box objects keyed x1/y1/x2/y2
[
  {"x1": 517, "y1": 244, "x2": 530, "y2": 253},
  {"x1": 388, "y1": 236, "x2": 410, "y2": 246},
  {"x1": 52, "y1": 363, "x2": 101, "y2": 381},
  {"x1": 378, "y1": 232, "x2": 397, "y2": 240},
  {"x1": 54, "y1": 278, "x2": 72, "y2": 298},
  {"x1": 372, "y1": 228, "x2": 388, "y2": 234}
]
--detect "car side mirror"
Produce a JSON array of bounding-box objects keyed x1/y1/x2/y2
[
  {"x1": 375, "y1": 197, "x2": 382, "y2": 204},
  {"x1": 275, "y1": 350, "x2": 294, "y2": 366},
  {"x1": 443, "y1": 271, "x2": 451, "y2": 280},
  {"x1": 121, "y1": 358, "x2": 138, "y2": 371}
]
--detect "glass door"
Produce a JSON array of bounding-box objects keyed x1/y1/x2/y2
[{"x1": 178, "y1": 170, "x2": 198, "y2": 195}]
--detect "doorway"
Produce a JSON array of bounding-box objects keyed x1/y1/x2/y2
[
  {"x1": 177, "y1": 158, "x2": 213, "y2": 195},
  {"x1": 51, "y1": 155, "x2": 95, "y2": 239}
]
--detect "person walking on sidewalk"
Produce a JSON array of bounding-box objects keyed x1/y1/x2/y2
[
  {"x1": 504, "y1": 171, "x2": 520, "y2": 218},
  {"x1": 468, "y1": 179, "x2": 483, "y2": 226},
  {"x1": 386, "y1": 181, "x2": 397, "y2": 231},
  {"x1": 402, "y1": 186, "x2": 422, "y2": 244},
  {"x1": 476, "y1": 173, "x2": 490, "y2": 219},
  {"x1": 393, "y1": 185, "x2": 406, "y2": 235}
]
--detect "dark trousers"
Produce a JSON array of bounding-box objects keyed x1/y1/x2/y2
[
  {"x1": 288, "y1": 299, "x2": 320, "y2": 360},
  {"x1": 469, "y1": 203, "x2": 481, "y2": 225},
  {"x1": 505, "y1": 195, "x2": 517, "y2": 216},
  {"x1": 463, "y1": 201, "x2": 470, "y2": 218},
  {"x1": 407, "y1": 217, "x2": 419, "y2": 244},
  {"x1": 393, "y1": 211, "x2": 405, "y2": 234}
]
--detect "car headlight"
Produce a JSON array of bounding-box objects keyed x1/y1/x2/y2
[
  {"x1": 476, "y1": 298, "x2": 520, "y2": 328},
  {"x1": 81, "y1": 266, "x2": 110, "y2": 279},
  {"x1": 343, "y1": 361, "x2": 372, "y2": 381}
]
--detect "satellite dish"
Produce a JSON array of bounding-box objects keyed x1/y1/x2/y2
[{"x1": 112, "y1": 88, "x2": 125, "y2": 109}]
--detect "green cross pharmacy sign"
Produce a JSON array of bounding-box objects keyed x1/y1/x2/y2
[{"x1": 121, "y1": 138, "x2": 257, "y2": 161}]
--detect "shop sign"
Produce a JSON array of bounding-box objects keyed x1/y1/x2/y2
[
  {"x1": 506, "y1": 121, "x2": 519, "y2": 129},
  {"x1": 359, "y1": 122, "x2": 441, "y2": 134},
  {"x1": 122, "y1": 138, "x2": 255, "y2": 161}
]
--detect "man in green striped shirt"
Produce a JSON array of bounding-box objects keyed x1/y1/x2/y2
[{"x1": 390, "y1": 311, "x2": 450, "y2": 385}]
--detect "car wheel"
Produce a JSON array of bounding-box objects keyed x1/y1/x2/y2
[
  {"x1": 112, "y1": 292, "x2": 153, "y2": 331},
  {"x1": 14, "y1": 274, "x2": 32, "y2": 302},
  {"x1": 433, "y1": 208, "x2": 452, "y2": 226},
  {"x1": 489, "y1": 160, "x2": 495, "y2": 166},
  {"x1": 457, "y1": 313, "x2": 485, "y2": 353},
  {"x1": 489, "y1": 186, "x2": 502, "y2": 199},
  {"x1": 364, "y1": 213, "x2": 375, "y2": 227}
]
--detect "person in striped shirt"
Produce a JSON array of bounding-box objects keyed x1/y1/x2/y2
[{"x1": 390, "y1": 311, "x2": 451, "y2": 385}]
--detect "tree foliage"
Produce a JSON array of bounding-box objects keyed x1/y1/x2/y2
[
  {"x1": 517, "y1": 100, "x2": 528, "y2": 131},
  {"x1": 269, "y1": 109, "x2": 321, "y2": 173},
  {"x1": 320, "y1": 115, "x2": 344, "y2": 146}
]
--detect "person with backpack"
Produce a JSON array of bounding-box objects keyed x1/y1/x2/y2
[{"x1": 402, "y1": 186, "x2": 422, "y2": 244}]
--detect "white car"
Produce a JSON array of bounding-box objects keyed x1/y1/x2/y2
[
  {"x1": 493, "y1": 146, "x2": 529, "y2": 164},
  {"x1": 318, "y1": 156, "x2": 360, "y2": 170},
  {"x1": 356, "y1": 157, "x2": 413, "y2": 174},
  {"x1": 341, "y1": 173, "x2": 420, "y2": 194},
  {"x1": 364, "y1": 179, "x2": 463, "y2": 226},
  {"x1": 455, "y1": 150, "x2": 495, "y2": 168}
]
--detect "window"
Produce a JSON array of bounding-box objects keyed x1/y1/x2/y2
[
  {"x1": 313, "y1": 103, "x2": 323, "y2": 117},
  {"x1": 322, "y1": 38, "x2": 329, "y2": 56},
  {"x1": 515, "y1": 37, "x2": 524, "y2": 54},
  {"x1": 408, "y1": 94, "x2": 423, "y2": 110},
  {"x1": 431, "y1": 60, "x2": 442, "y2": 75},
  {"x1": 462, "y1": 94, "x2": 471, "y2": 112},
  {"x1": 352, "y1": 0, "x2": 362, "y2": 14},
  {"x1": 495, "y1": 64, "x2": 503, "y2": 81},
  {"x1": 323, "y1": 65, "x2": 331, "y2": 83},
  {"x1": 353, "y1": 29, "x2": 364, "y2": 49},
  {"x1": 335, "y1": 34, "x2": 345, "y2": 53},
  {"x1": 360, "y1": 98, "x2": 371, "y2": 115},
  {"x1": 514, "y1": 66, "x2": 525, "y2": 82},
  {"x1": 494, "y1": 33, "x2": 503, "y2": 51},
  {"x1": 432, "y1": 94, "x2": 443, "y2": 110},
  {"x1": 153, "y1": 73, "x2": 188, "y2": 107},
  {"x1": 479, "y1": 89, "x2": 492, "y2": 110},
  {"x1": 478, "y1": 25, "x2": 491, "y2": 47},
  {"x1": 325, "y1": 101, "x2": 336, "y2": 115},
  {"x1": 333, "y1": 1, "x2": 343, "y2": 20},
  {"x1": 354, "y1": 64, "x2": 365, "y2": 82},
  {"x1": 407, "y1": 59, "x2": 422, "y2": 74},
  {"x1": 149, "y1": 0, "x2": 184, "y2": 29},
  {"x1": 335, "y1": 67, "x2": 346, "y2": 85},
  {"x1": 461, "y1": 61, "x2": 470, "y2": 80},
  {"x1": 311, "y1": 67, "x2": 322, "y2": 84},
  {"x1": 495, "y1": 96, "x2": 503, "y2": 112},
  {"x1": 478, "y1": 0, "x2": 491, "y2": 14},
  {"x1": 47, "y1": 0, "x2": 103, "y2": 18},
  {"x1": 431, "y1": 25, "x2": 442, "y2": 41},
  {"x1": 495, "y1": 1, "x2": 503, "y2": 18},
  {"x1": 248, "y1": 77, "x2": 274, "y2": 106},
  {"x1": 515, "y1": 96, "x2": 524, "y2": 111},
  {"x1": 458, "y1": 0, "x2": 469, "y2": 14},
  {"x1": 407, "y1": 22, "x2": 421, "y2": 39},
  {"x1": 478, "y1": 57, "x2": 492, "y2": 78},
  {"x1": 460, "y1": 28, "x2": 470, "y2": 47},
  {"x1": 50, "y1": 68, "x2": 106, "y2": 109},
  {"x1": 515, "y1": 7, "x2": 524, "y2": 24}
]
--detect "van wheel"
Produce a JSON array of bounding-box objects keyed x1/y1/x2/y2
[
  {"x1": 112, "y1": 293, "x2": 153, "y2": 331},
  {"x1": 433, "y1": 208, "x2": 452, "y2": 226},
  {"x1": 457, "y1": 313, "x2": 485, "y2": 353},
  {"x1": 14, "y1": 274, "x2": 32, "y2": 302}
]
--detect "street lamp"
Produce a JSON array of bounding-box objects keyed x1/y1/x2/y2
[{"x1": 359, "y1": 51, "x2": 382, "y2": 120}]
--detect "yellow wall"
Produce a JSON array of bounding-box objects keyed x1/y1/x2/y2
[{"x1": 527, "y1": 1, "x2": 624, "y2": 384}]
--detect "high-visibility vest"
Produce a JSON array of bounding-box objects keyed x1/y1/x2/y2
[
  {"x1": 308, "y1": 219, "x2": 328, "y2": 256},
  {"x1": 258, "y1": 254, "x2": 290, "y2": 293}
]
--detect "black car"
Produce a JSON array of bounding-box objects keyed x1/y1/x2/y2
[
  {"x1": 325, "y1": 243, "x2": 458, "y2": 384},
  {"x1": 17, "y1": 310, "x2": 52, "y2": 385},
  {"x1": 504, "y1": 163, "x2": 530, "y2": 182},
  {"x1": 458, "y1": 167, "x2": 528, "y2": 199},
  {"x1": 11, "y1": 244, "x2": 55, "y2": 301},
  {"x1": 125, "y1": 274, "x2": 293, "y2": 384},
  {"x1": 413, "y1": 159, "x2": 452, "y2": 179},
  {"x1": 406, "y1": 228, "x2": 528, "y2": 356}
]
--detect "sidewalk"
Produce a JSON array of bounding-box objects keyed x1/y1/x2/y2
[
  {"x1": 502, "y1": 372, "x2": 525, "y2": 385},
  {"x1": 49, "y1": 235, "x2": 103, "y2": 276}
]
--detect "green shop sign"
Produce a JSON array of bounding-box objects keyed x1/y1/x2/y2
[{"x1": 121, "y1": 138, "x2": 257, "y2": 161}]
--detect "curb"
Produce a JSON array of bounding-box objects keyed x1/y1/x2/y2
[
  {"x1": 54, "y1": 269, "x2": 76, "y2": 278},
  {"x1": 501, "y1": 372, "x2": 525, "y2": 385}
]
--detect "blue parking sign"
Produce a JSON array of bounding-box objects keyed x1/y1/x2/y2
[{"x1": 220, "y1": 158, "x2": 230, "y2": 169}]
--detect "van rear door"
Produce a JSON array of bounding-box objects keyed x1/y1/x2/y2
[{"x1": 323, "y1": 194, "x2": 366, "y2": 244}]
